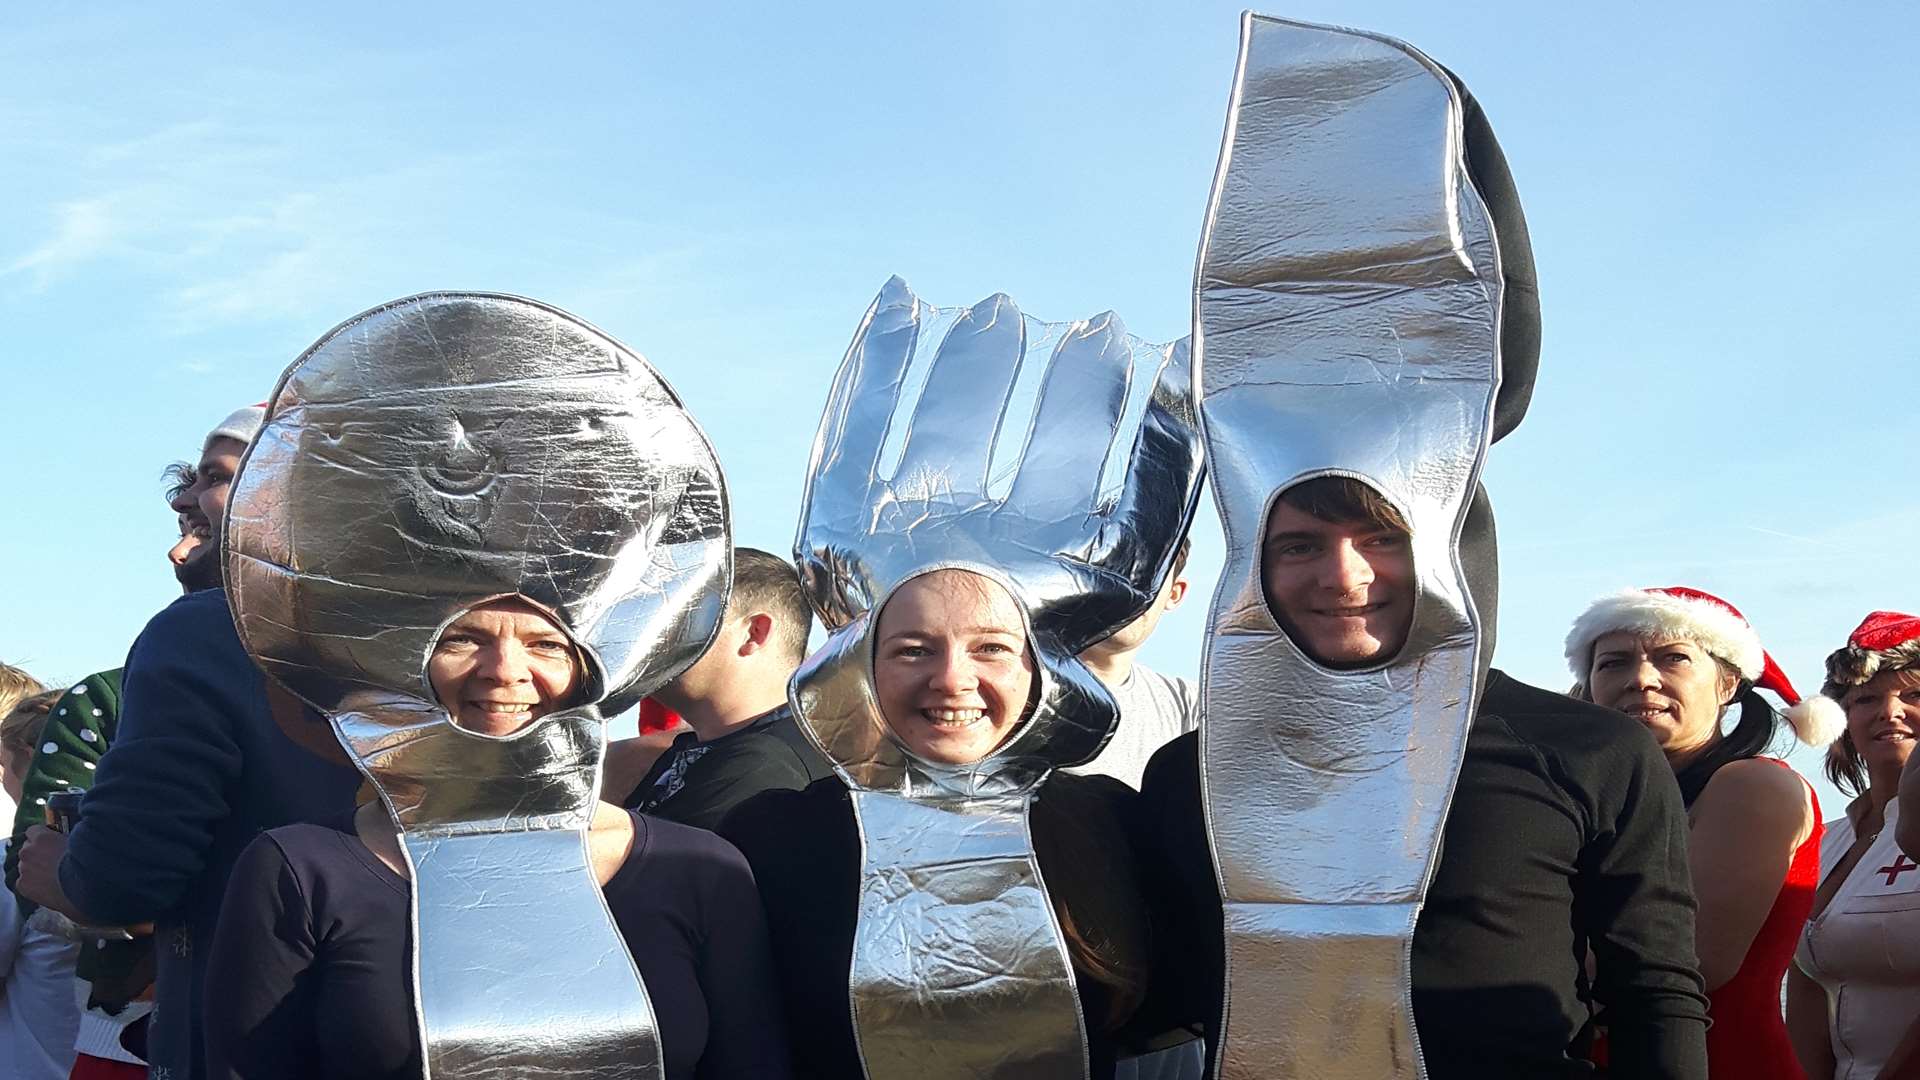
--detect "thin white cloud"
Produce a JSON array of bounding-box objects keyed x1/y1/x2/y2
[
  {"x1": 171, "y1": 244, "x2": 333, "y2": 325},
  {"x1": 3, "y1": 198, "x2": 116, "y2": 285},
  {"x1": 82, "y1": 119, "x2": 225, "y2": 168},
  {"x1": 1, "y1": 77, "x2": 505, "y2": 328}
]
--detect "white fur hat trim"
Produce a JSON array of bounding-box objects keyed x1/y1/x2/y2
[
  {"x1": 1564, "y1": 589, "x2": 1763, "y2": 684},
  {"x1": 1784, "y1": 695, "x2": 1848, "y2": 748}
]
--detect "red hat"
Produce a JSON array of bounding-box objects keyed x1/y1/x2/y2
[
  {"x1": 1567, "y1": 586, "x2": 1828, "y2": 744},
  {"x1": 636, "y1": 697, "x2": 683, "y2": 735},
  {"x1": 1787, "y1": 611, "x2": 1920, "y2": 746}
]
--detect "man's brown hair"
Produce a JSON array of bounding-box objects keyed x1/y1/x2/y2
[
  {"x1": 731, "y1": 548, "x2": 814, "y2": 666},
  {"x1": 1170, "y1": 536, "x2": 1193, "y2": 581},
  {"x1": 1275, "y1": 476, "x2": 1411, "y2": 535}
]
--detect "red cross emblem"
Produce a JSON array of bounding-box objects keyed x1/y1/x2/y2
[{"x1": 1878, "y1": 854, "x2": 1918, "y2": 886}]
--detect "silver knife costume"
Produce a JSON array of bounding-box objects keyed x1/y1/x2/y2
[
  {"x1": 1193, "y1": 14, "x2": 1514, "y2": 1079},
  {"x1": 791, "y1": 276, "x2": 1205, "y2": 1079},
  {"x1": 222, "y1": 292, "x2": 730, "y2": 1080}
]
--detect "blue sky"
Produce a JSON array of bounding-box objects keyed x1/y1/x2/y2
[{"x1": 3, "y1": 3, "x2": 1914, "y2": 808}]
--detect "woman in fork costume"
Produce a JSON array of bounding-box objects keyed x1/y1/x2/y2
[{"x1": 721, "y1": 277, "x2": 1205, "y2": 1080}]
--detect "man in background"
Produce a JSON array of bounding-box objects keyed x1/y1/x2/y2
[
  {"x1": 3, "y1": 459, "x2": 213, "y2": 1079},
  {"x1": 17, "y1": 405, "x2": 363, "y2": 1080},
  {"x1": 617, "y1": 547, "x2": 832, "y2": 830},
  {"x1": 1070, "y1": 537, "x2": 1195, "y2": 791},
  {"x1": 1139, "y1": 477, "x2": 1707, "y2": 1078}
]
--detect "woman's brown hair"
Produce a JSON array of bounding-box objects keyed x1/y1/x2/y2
[{"x1": 1029, "y1": 787, "x2": 1151, "y2": 1032}]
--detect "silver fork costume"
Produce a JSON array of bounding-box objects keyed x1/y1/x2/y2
[
  {"x1": 792, "y1": 276, "x2": 1204, "y2": 1079},
  {"x1": 1194, "y1": 15, "x2": 1509, "y2": 1080},
  {"x1": 223, "y1": 292, "x2": 730, "y2": 1080}
]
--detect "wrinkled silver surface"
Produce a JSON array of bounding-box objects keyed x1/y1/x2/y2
[
  {"x1": 846, "y1": 791, "x2": 1087, "y2": 1078},
  {"x1": 794, "y1": 277, "x2": 1204, "y2": 1079},
  {"x1": 1194, "y1": 15, "x2": 1504, "y2": 1080},
  {"x1": 225, "y1": 292, "x2": 731, "y2": 1080}
]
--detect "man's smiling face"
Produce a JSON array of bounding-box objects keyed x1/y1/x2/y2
[
  {"x1": 170, "y1": 436, "x2": 246, "y2": 591},
  {"x1": 1259, "y1": 497, "x2": 1415, "y2": 669}
]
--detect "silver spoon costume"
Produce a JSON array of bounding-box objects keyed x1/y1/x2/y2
[
  {"x1": 223, "y1": 293, "x2": 730, "y2": 1080},
  {"x1": 1194, "y1": 15, "x2": 1516, "y2": 1079},
  {"x1": 791, "y1": 276, "x2": 1205, "y2": 1079}
]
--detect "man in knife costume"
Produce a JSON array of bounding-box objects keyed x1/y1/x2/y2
[{"x1": 1138, "y1": 14, "x2": 1708, "y2": 1080}]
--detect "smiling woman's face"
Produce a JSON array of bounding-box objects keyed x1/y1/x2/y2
[
  {"x1": 872, "y1": 570, "x2": 1035, "y2": 766},
  {"x1": 1844, "y1": 669, "x2": 1920, "y2": 777},
  {"x1": 427, "y1": 599, "x2": 582, "y2": 736}
]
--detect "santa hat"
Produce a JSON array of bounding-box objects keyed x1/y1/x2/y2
[
  {"x1": 636, "y1": 697, "x2": 683, "y2": 735},
  {"x1": 1787, "y1": 611, "x2": 1920, "y2": 748},
  {"x1": 1565, "y1": 586, "x2": 1834, "y2": 745},
  {"x1": 203, "y1": 402, "x2": 269, "y2": 456}
]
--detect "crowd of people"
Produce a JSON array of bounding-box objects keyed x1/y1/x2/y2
[
  {"x1": 3, "y1": 22, "x2": 1916, "y2": 1080},
  {"x1": 0, "y1": 378, "x2": 1913, "y2": 1080}
]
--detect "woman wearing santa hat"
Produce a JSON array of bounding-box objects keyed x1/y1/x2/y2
[
  {"x1": 1567, "y1": 586, "x2": 1830, "y2": 1080},
  {"x1": 1786, "y1": 611, "x2": 1920, "y2": 1080}
]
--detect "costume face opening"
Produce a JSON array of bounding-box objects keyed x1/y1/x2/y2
[
  {"x1": 871, "y1": 569, "x2": 1036, "y2": 766},
  {"x1": 427, "y1": 597, "x2": 584, "y2": 737},
  {"x1": 1259, "y1": 477, "x2": 1415, "y2": 670}
]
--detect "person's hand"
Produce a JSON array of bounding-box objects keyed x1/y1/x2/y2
[{"x1": 16, "y1": 824, "x2": 83, "y2": 920}]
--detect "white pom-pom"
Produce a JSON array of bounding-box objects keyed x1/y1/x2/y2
[{"x1": 1785, "y1": 695, "x2": 1847, "y2": 747}]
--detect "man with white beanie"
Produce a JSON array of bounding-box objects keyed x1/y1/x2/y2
[
  {"x1": 16, "y1": 404, "x2": 362, "y2": 1080},
  {"x1": 170, "y1": 403, "x2": 265, "y2": 593}
]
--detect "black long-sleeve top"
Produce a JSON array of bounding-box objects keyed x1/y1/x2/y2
[
  {"x1": 719, "y1": 772, "x2": 1152, "y2": 1079},
  {"x1": 203, "y1": 811, "x2": 793, "y2": 1079},
  {"x1": 623, "y1": 704, "x2": 835, "y2": 831},
  {"x1": 1137, "y1": 670, "x2": 1709, "y2": 1080}
]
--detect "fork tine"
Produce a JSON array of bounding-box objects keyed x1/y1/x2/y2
[
  {"x1": 1003, "y1": 312, "x2": 1135, "y2": 515},
  {"x1": 806, "y1": 276, "x2": 922, "y2": 499},
  {"x1": 1101, "y1": 338, "x2": 1204, "y2": 593},
  {"x1": 891, "y1": 292, "x2": 1027, "y2": 505}
]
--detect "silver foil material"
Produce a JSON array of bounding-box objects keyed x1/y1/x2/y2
[
  {"x1": 793, "y1": 277, "x2": 1204, "y2": 1079},
  {"x1": 224, "y1": 292, "x2": 730, "y2": 1080},
  {"x1": 1193, "y1": 15, "x2": 1505, "y2": 1080}
]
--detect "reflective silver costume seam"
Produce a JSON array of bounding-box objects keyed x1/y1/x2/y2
[
  {"x1": 1194, "y1": 15, "x2": 1504, "y2": 1079},
  {"x1": 227, "y1": 292, "x2": 731, "y2": 1080},
  {"x1": 792, "y1": 277, "x2": 1204, "y2": 1079}
]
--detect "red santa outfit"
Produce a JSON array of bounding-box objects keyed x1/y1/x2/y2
[{"x1": 1567, "y1": 586, "x2": 1825, "y2": 1080}]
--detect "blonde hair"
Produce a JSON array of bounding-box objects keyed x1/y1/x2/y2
[
  {"x1": 1, "y1": 690, "x2": 62, "y2": 758},
  {"x1": 0, "y1": 664, "x2": 48, "y2": 728}
]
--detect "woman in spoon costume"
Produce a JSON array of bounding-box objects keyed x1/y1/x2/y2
[
  {"x1": 721, "y1": 276, "x2": 1205, "y2": 1079},
  {"x1": 205, "y1": 292, "x2": 791, "y2": 1079}
]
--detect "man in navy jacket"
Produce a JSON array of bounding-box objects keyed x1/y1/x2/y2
[{"x1": 17, "y1": 409, "x2": 361, "y2": 1079}]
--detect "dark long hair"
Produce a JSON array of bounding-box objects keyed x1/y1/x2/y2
[
  {"x1": 1028, "y1": 782, "x2": 1150, "y2": 1031},
  {"x1": 1673, "y1": 681, "x2": 1783, "y2": 807}
]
